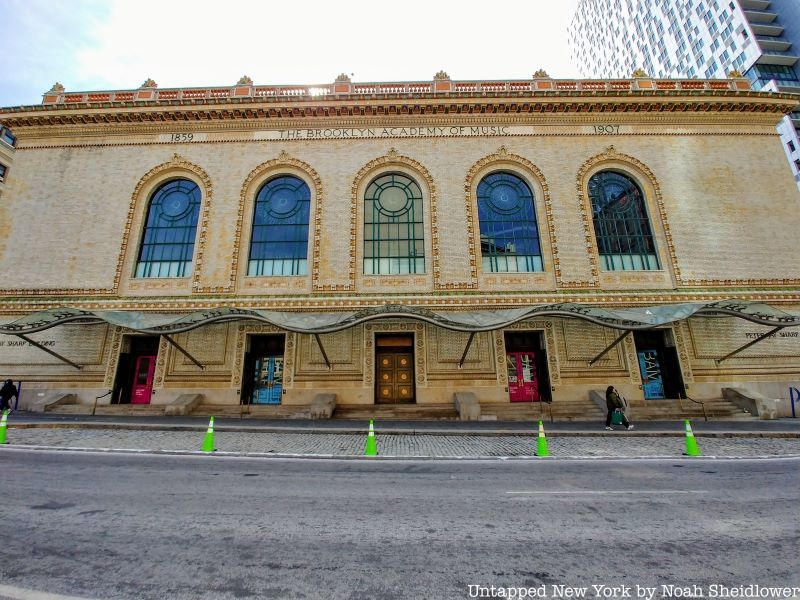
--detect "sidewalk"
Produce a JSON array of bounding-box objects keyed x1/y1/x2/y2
[
  {"x1": 6, "y1": 411, "x2": 800, "y2": 436},
  {"x1": 3, "y1": 412, "x2": 799, "y2": 459}
]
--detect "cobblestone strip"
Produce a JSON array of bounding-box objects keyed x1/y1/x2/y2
[{"x1": 3, "y1": 429, "x2": 799, "y2": 458}]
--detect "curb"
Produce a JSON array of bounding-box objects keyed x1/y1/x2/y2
[
  {"x1": 2, "y1": 443, "x2": 800, "y2": 461},
  {"x1": 6, "y1": 422, "x2": 800, "y2": 438}
]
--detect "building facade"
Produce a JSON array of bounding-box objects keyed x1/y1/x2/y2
[
  {"x1": 0, "y1": 74, "x2": 799, "y2": 417},
  {"x1": 569, "y1": 0, "x2": 800, "y2": 187}
]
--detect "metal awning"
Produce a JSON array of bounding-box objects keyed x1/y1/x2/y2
[{"x1": 1, "y1": 301, "x2": 798, "y2": 367}]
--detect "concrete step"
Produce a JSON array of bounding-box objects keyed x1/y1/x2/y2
[
  {"x1": 93, "y1": 405, "x2": 166, "y2": 416},
  {"x1": 190, "y1": 403, "x2": 311, "y2": 419},
  {"x1": 333, "y1": 404, "x2": 458, "y2": 420},
  {"x1": 44, "y1": 404, "x2": 92, "y2": 415},
  {"x1": 626, "y1": 398, "x2": 754, "y2": 420}
]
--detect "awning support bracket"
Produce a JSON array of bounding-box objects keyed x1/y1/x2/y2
[
  {"x1": 162, "y1": 334, "x2": 205, "y2": 370},
  {"x1": 588, "y1": 331, "x2": 631, "y2": 367},
  {"x1": 715, "y1": 326, "x2": 782, "y2": 364},
  {"x1": 458, "y1": 332, "x2": 477, "y2": 369},
  {"x1": 17, "y1": 334, "x2": 82, "y2": 370},
  {"x1": 314, "y1": 333, "x2": 331, "y2": 370}
]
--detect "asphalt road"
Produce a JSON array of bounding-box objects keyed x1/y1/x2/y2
[{"x1": 0, "y1": 450, "x2": 798, "y2": 600}]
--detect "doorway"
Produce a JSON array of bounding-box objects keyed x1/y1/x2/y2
[
  {"x1": 504, "y1": 331, "x2": 551, "y2": 402},
  {"x1": 375, "y1": 334, "x2": 415, "y2": 404},
  {"x1": 241, "y1": 335, "x2": 286, "y2": 405},
  {"x1": 112, "y1": 336, "x2": 160, "y2": 404},
  {"x1": 633, "y1": 329, "x2": 685, "y2": 400}
]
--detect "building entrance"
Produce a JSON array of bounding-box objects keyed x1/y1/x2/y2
[
  {"x1": 633, "y1": 330, "x2": 685, "y2": 400},
  {"x1": 242, "y1": 335, "x2": 285, "y2": 405},
  {"x1": 504, "y1": 331, "x2": 551, "y2": 402},
  {"x1": 112, "y1": 336, "x2": 160, "y2": 404},
  {"x1": 375, "y1": 334, "x2": 415, "y2": 404}
]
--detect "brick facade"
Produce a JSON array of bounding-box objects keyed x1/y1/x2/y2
[{"x1": 1, "y1": 77, "x2": 798, "y2": 409}]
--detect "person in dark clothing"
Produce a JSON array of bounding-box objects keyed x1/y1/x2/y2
[
  {"x1": 0, "y1": 379, "x2": 18, "y2": 412},
  {"x1": 605, "y1": 385, "x2": 633, "y2": 430}
]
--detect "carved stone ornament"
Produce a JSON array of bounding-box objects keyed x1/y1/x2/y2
[
  {"x1": 236, "y1": 75, "x2": 253, "y2": 85},
  {"x1": 47, "y1": 82, "x2": 65, "y2": 94},
  {"x1": 335, "y1": 73, "x2": 352, "y2": 83},
  {"x1": 631, "y1": 68, "x2": 649, "y2": 78},
  {"x1": 433, "y1": 70, "x2": 450, "y2": 80},
  {"x1": 140, "y1": 78, "x2": 158, "y2": 89},
  {"x1": 532, "y1": 69, "x2": 550, "y2": 78}
]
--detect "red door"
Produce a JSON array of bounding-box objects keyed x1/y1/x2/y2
[
  {"x1": 131, "y1": 355, "x2": 156, "y2": 404},
  {"x1": 507, "y1": 351, "x2": 540, "y2": 402}
]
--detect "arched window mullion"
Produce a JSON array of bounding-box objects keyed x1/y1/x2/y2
[
  {"x1": 135, "y1": 178, "x2": 201, "y2": 279},
  {"x1": 477, "y1": 171, "x2": 543, "y2": 273},
  {"x1": 588, "y1": 170, "x2": 659, "y2": 272},
  {"x1": 363, "y1": 172, "x2": 425, "y2": 275},
  {"x1": 247, "y1": 175, "x2": 311, "y2": 277}
]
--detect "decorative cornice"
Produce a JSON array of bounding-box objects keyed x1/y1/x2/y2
[
  {"x1": 3, "y1": 95, "x2": 796, "y2": 129},
  {"x1": 1, "y1": 291, "x2": 799, "y2": 315}
]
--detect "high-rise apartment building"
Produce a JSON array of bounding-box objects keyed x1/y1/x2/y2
[{"x1": 570, "y1": 0, "x2": 800, "y2": 185}]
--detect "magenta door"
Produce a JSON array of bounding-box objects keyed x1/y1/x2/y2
[
  {"x1": 507, "y1": 351, "x2": 540, "y2": 402},
  {"x1": 131, "y1": 355, "x2": 156, "y2": 404}
]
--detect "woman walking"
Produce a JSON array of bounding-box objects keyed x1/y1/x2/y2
[{"x1": 605, "y1": 385, "x2": 633, "y2": 430}]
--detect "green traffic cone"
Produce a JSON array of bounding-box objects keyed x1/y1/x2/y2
[
  {"x1": 683, "y1": 419, "x2": 701, "y2": 456},
  {"x1": 201, "y1": 416, "x2": 216, "y2": 453},
  {"x1": 535, "y1": 420, "x2": 549, "y2": 457},
  {"x1": 0, "y1": 410, "x2": 8, "y2": 445},
  {"x1": 364, "y1": 419, "x2": 378, "y2": 456}
]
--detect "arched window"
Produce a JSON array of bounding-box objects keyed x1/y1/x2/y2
[
  {"x1": 248, "y1": 175, "x2": 310, "y2": 276},
  {"x1": 364, "y1": 173, "x2": 425, "y2": 275},
  {"x1": 477, "y1": 171, "x2": 543, "y2": 272},
  {"x1": 135, "y1": 178, "x2": 201, "y2": 278},
  {"x1": 588, "y1": 170, "x2": 659, "y2": 271}
]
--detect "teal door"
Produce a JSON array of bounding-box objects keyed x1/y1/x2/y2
[
  {"x1": 637, "y1": 349, "x2": 665, "y2": 399},
  {"x1": 252, "y1": 355, "x2": 283, "y2": 404}
]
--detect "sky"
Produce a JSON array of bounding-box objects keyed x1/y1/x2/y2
[{"x1": 0, "y1": 0, "x2": 582, "y2": 107}]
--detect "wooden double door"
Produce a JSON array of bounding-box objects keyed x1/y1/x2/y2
[{"x1": 375, "y1": 334, "x2": 415, "y2": 404}]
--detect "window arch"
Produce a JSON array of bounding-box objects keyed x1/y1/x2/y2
[
  {"x1": 248, "y1": 175, "x2": 310, "y2": 276},
  {"x1": 363, "y1": 172, "x2": 425, "y2": 275},
  {"x1": 588, "y1": 170, "x2": 659, "y2": 271},
  {"x1": 477, "y1": 171, "x2": 543, "y2": 272},
  {"x1": 135, "y1": 178, "x2": 201, "y2": 278}
]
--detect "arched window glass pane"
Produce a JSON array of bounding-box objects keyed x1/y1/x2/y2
[
  {"x1": 363, "y1": 173, "x2": 425, "y2": 275},
  {"x1": 588, "y1": 171, "x2": 660, "y2": 271},
  {"x1": 248, "y1": 175, "x2": 311, "y2": 276},
  {"x1": 135, "y1": 178, "x2": 201, "y2": 278},
  {"x1": 477, "y1": 172, "x2": 542, "y2": 273}
]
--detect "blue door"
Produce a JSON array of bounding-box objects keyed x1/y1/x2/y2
[
  {"x1": 637, "y1": 349, "x2": 665, "y2": 399},
  {"x1": 252, "y1": 355, "x2": 283, "y2": 404}
]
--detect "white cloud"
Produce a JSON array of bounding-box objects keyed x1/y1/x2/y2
[
  {"x1": 2, "y1": 0, "x2": 582, "y2": 105},
  {"x1": 75, "y1": 0, "x2": 581, "y2": 90}
]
